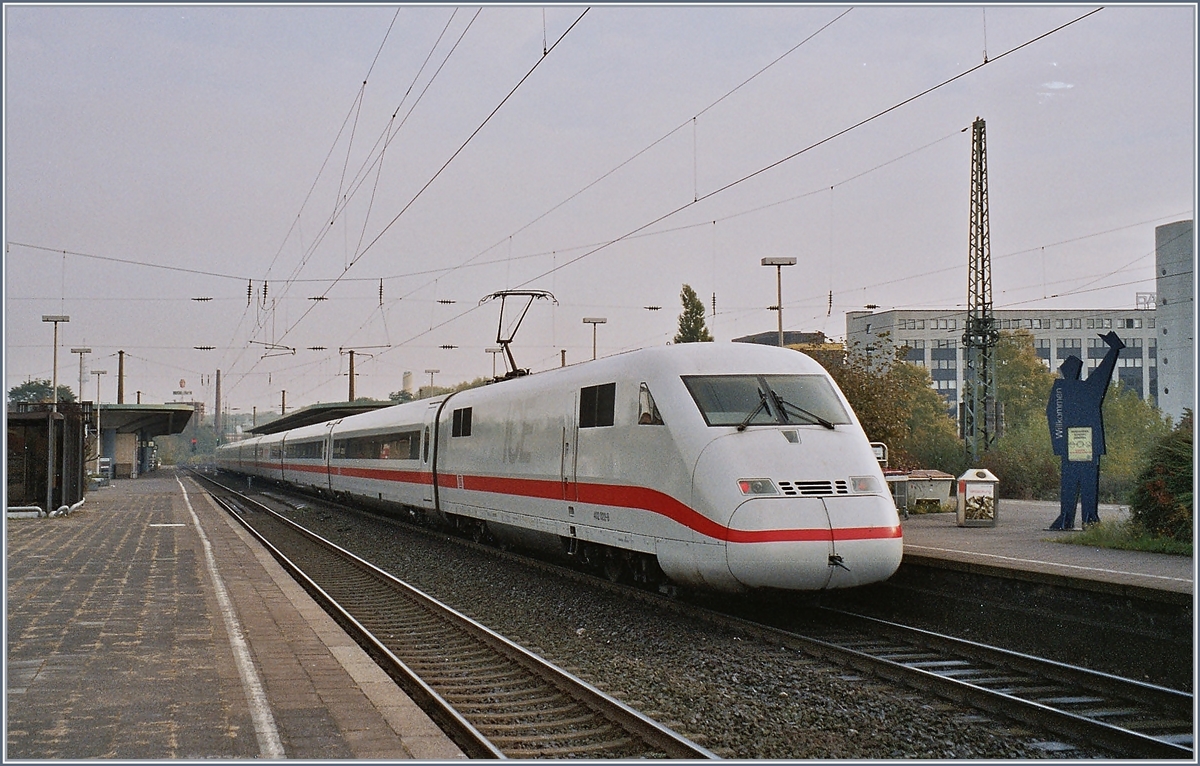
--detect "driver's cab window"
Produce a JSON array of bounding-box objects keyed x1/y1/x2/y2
[{"x1": 638, "y1": 383, "x2": 664, "y2": 425}]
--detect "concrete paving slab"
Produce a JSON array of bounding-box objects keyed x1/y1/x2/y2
[{"x1": 6, "y1": 469, "x2": 466, "y2": 760}]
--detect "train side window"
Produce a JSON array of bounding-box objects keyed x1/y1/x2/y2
[
  {"x1": 580, "y1": 382, "x2": 616, "y2": 428},
  {"x1": 284, "y1": 440, "x2": 324, "y2": 459},
  {"x1": 638, "y1": 383, "x2": 664, "y2": 425},
  {"x1": 423, "y1": 427, "x2": 430, "y2": 462},
  {"x1": 452, "y1": 407, "x2": 473, "y2": 437}
]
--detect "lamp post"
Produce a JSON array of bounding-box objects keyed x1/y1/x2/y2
[
  {"x1": 42, "y1": 315, "x2": 70, "y2": 409},
  {"x1": 761, "y1": 258, "x2": 796, "y2": 347},
  {"x1": 486, "y1": 348, "x2": 502, "y2": 378},
  {"x1": 425, "y1": 369, "x2": 439, "y2": 391},
  {"x1": 583, "y1": 317, "x2": 607, "y2": 360},
  {"x1": 71, "y1": 347, "x2": 91, "y2": 403},
  {"x1": 93, "y1": 370, "x2": 107, "y2": 477}
]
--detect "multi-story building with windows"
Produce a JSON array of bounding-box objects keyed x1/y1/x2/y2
[
  {"x1": 846, "y1": 307, "x2": 1159, "y2": 414},
  {"x1": 846, "y1": 219, "x2": 1194, "y2": 422}
]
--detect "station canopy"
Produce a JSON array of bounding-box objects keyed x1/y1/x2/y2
[
  {"x1": 98, "y1": 403, "x2": 194, "y2": 436},
  {"x1": 248, "y1": 401, "x2": 397, "y2": 435}
]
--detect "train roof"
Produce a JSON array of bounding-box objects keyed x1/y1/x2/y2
[{"x1": 232, "y1": 344, "x2": 834, "y2": 443}]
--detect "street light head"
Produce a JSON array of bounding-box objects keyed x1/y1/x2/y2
[
  {"x1": 582, "y1": 317, "x2": 607, "y2": 324},
  {"x1": 71, "y1": 348, "x2": 92, "y2": 354},
  {"x1": 94, "y1": 370, "x2": 108, "y2": 375},
  {"x1": 42, "y1": 315, "x2": 70, "y2": 322},
  {"x1": 761, "y1": 257, "x2": 796, "y2": 267}
]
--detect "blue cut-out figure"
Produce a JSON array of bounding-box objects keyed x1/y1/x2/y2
[{"x1": 1045, "y1": 331, "x2": 1125, "y2": 530}]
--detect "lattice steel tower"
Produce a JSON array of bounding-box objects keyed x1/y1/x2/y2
[{"x1": 961, "y1": 117, "x2": 1000, "y2": 462}]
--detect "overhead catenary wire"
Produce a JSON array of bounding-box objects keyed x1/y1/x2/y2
[
  {"x1": 261, "y1": 7, "x2": 404, "y2": 284},
  {"x1": 229, "y1": 8, "x2": 485, "y2": 399},
  {"x1": 230, "y1": 9, "x2": 592, "y2": 401},
  {"x1": 505, "y1": 8, "x2": 1107, "y2": 293},
  {"x1": 388, "y1": 7, "x2": 854, "y2": 312},
  {"x1": 258, "y1": 8, "x2": 589, "y2": 365},
  {"x1": 265, "y1": 9, "x2": 474, "y2": 312},
  {"x1": 16, "y1": 4, "x2": 1152, "y2": 408},
  {"x1": 331, "y1": 5, "x2": 1114, "y2": 378}
]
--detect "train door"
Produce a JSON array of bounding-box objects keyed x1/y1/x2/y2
[
  {"x1": 323, "y1": 420, "x2": 339, "y2": 494},
  {"x1": 422, "y1": 402, "x2": 438, "y2": 505},
  {"x1": 561, "y1": 393, "x2": 578, "y2": 501}
]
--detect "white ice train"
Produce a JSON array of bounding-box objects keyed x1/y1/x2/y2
[{"x1": 215, "y1": 343, "x2": 903, "y2": 593}]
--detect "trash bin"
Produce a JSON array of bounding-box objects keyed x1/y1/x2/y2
[
  {"x1": 884, "y1": 470, "x2": 909, "y2": 518},
  {"x1": 957, "y1": 468, "x2": 999, "y2": 527},
  {"x1": 908, "y1": 469, "x2": 954, "y2": 512}
]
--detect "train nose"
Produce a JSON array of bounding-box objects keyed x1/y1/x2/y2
[
  {"x1": 725, "y1": 497, "x2": 836, "y2": 590},
  {"x1": 725, "y1": 495, "x2": 903, "y2": 590}
]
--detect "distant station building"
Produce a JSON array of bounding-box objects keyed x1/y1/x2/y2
[
  {"x1": 7, "y1": 401, "x2": 91, "y2": 514},
  {"x1": 6, "y1": 401, "x2": 192, "y2": 515},
  {"x1": 99, "y1": 403, "x2": 195, "y2": 478}
]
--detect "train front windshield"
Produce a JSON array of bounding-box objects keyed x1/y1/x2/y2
[{"x1": 682, "y1": 374, "x2": 851, "y2": 428}]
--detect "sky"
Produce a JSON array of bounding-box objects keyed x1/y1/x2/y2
[{"x1": 4, "y1": 3, "x2": 1196, "y2": 418}]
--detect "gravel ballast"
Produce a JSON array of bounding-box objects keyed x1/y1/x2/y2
[{"x1": 271, "y1": 501, "x2": 1103, "y2": 759}]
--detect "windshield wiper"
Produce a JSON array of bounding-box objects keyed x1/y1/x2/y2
[
  {"x1": 736, "y1": 391, "x2": 769, "y2": 431},
  {"x1": 772, "y1": 392, "x2": 835, "y2": 430}
]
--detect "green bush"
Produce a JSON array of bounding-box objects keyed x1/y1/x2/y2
[
  {"x1": 1128, "y1": 410, "x2": 1193, "y2": 543},
  {"x1": 980, "y1": 419, "x2": 1060, "y2": 500},
  {"x1": 1097, "y1": 384, "x2": 1173, "y2": 502}
]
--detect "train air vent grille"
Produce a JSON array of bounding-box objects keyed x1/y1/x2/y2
[{"x1": 777, "y1": 480, "x2": 849, "y2": 497}]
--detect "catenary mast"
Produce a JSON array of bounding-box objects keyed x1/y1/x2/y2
[{"x1": 961, "y1": 117, "x2": 1000, "y2": 462}]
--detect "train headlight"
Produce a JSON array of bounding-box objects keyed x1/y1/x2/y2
[
  {"x1": 738, "y1": 478, "x2": 779, "y2": 495},
  {"x1": 850, "y1": 476, "x2": 881, "y2": 494}
]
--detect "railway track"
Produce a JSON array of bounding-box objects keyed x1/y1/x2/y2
[
  {"x1": 763, "y1": 608, "x2": 1194, "y2": 759},
  {"x1": 192, "y1": 473, "x2": 715, "y2": 760},
  {"x1": 198, "y1": 470, "x2": 1193, "y2": 759}
]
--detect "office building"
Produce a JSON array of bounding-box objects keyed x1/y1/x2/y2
[{"x1": 846, "y1": 306, "x2": 1159, "y2": 415}]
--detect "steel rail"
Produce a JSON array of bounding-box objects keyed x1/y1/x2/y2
[
  {"x1": 800, "y1": 609, "x2": 1194, "y2": 759},
  {"x1": 191, "y1": 471, "x2": 716, "y2": 760}
]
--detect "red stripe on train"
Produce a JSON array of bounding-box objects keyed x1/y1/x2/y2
[{"x1": 254, "y1": 463, "x2": 902, "y2": 544}]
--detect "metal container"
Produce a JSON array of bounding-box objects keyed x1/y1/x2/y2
[{"x1": 957, "y1": 468, "x2": 999, "y2": 527}]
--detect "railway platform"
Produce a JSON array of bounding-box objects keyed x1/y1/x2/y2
[
  {"x1": 5, "y1": 469, "x2": 466, "y2": 760},
  {"x1": 900, "y1": 499, "x2": 1194, "y2": 600}
]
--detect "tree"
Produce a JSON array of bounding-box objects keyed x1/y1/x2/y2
[
  {"x1": 1129, "y1": 410, "x2": 1192, "y2": 542},
  {"x1": 995, "y1": 330, "x2": 1056, "y2": 430},
  {"x1": 1097, "y1": 382, "x2": 1172, "y2": 501},
  {"x1": 980, "y1": 418, "x2": 1060, "y2": 499},
  {"x1": 891, "y1": 359, "x2": 965, "y2": 474},
  {"x1": 674, "y1": 284, "x2": 712, "y2": 343},
  {"x1": 389, "y1": 390, "x2": 415, "y2": 404},
  {"x1": 824, "y1": 341, "x2": 962, "y2": 473},
  {"x1": 8, "y1": 379, "x2": 76, "y2": 404}
]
